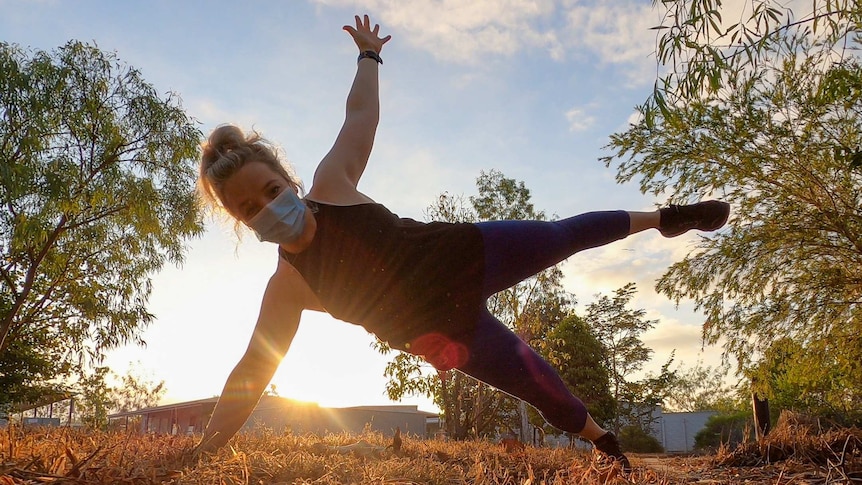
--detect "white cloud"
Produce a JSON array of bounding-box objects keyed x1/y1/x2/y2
[
  {"x1": 640, "y1": 315, "x2": 726, "y2": 372},
  {"x1": 559, "y1": 225, "x2": 727, "y2": 376},
  {"x1": 565, "y1": 106, "x2": 596, "y2": 131},
  {"x1": 562, "y1": 2, "x2": 659, "y2": 84},
  {"x1": 564, "y1": 3, "x2": 654, "y2": 61},
  {"x1": 312, "y1": 0, "x2": 656, "y2": 81},
  {"x1": 625, "y1": 108, "x2": 643, "y2": 127},
  {"x1": 192, "y1": 99, "x2": 245, "y2": 128},
  {"x1": 314, "y1": 0, "x2": 559, "y2": 63}
]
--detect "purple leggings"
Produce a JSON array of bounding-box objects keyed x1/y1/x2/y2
[{"x1": 456, "y1": 210, "x2": 630, "y2": 434}]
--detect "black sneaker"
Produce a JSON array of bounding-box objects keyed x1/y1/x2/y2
[
  {"x1": 659, "y1": 200, "x2": 730, "y2": 238},
  {"x1": 593, "y1": 431, "x2": 632, "y2": 472}
]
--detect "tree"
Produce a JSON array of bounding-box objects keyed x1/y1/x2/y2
[
  {"x1": 663, "y1": 360, "x2": 742, "y2": 414},
  {"x1": 0, "y1": 321, "x2": 70, "y2": 412},
  {"x1": 541, "y1": 313, "x2": 614, "y2": 426},
  {"x1": 585, "y1": 283, "x2": 666, "y2": 434},
  {"x1": 605, "y1": 0, "x2": 862, "y2": 423},
  {"x1": 113, "y1": 364, "x2": 166, "y2": 413},
  {"x1": 76, "y1": 366, "x2": 115, "y2": 430},
  {"x1": 374, "y1": 171, "x2": 575, "y2": 440},
  {"x1": 73, "y1": 364, "x2": 166, "y2": 429},
  {"x1": 0, "y1": 40, "x2": 203, "y2": 392},
  {"x1": 694, "y1": 411, "x2": 754, "y2": 450},
  {"x1": 648, "y1": 1, "x2": 860, "y2": 130},
  {"x1": 623, "y1": 355, "x2": 678, "y2": 434},
  {"x1": 749, "y1": 337, "x2": 862, "y2": 424}
]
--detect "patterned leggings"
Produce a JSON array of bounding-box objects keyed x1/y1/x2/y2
[{"x1": 456, "y1": 210, "x2": 630, "y2": 434}]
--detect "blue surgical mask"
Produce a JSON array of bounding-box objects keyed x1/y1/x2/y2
[{"x1": 247, "y1": 189, "x2": 307, "y2": 245}]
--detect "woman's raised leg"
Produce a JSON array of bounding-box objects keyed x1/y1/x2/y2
[{"x1": 476, "y1": 210, "x2": 631, "y2": 297}]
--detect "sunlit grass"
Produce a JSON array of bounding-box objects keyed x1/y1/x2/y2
[
  {"x1": 3, "y1": 418, "x2": 859, "y2": 484},
  {"x1": 0, "y1": 426, "x2": 648, "y2": 484}
]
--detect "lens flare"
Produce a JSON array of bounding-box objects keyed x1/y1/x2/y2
[{"x1": 408, "y1": 333, "x2": 468, "y2": 371}]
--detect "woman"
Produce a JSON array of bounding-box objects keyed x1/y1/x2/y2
[{"x1": 194, "y1": 15, "x2": 729, "y2": 469}]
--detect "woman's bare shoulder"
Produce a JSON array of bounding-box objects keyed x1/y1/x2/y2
[
  {"x1": 306, "y1": 184, "x2": 375, "y2": 206},
  {"x1": 306, "y1": 159, "x2": 376, "y2": 205}
]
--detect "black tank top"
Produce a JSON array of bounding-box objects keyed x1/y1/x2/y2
[{"x1": 281, "y1": 201, "x2": 485, "y2": 350}]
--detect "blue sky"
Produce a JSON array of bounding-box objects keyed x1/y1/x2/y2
[{"x1": 2, "y1": 0, "x2": 729, "y2": 411}]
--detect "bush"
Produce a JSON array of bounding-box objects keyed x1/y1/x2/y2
[
  {"x1": 694, "y1": 411, "x2": 753, "y2": 450},
  {"x1": 618, "y1": 425, "x2": 664, "y2": 453}
]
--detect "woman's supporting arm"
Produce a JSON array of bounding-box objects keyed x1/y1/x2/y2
[{"x1": 195, "y1": 266, "x2": 304, "y2": 453}]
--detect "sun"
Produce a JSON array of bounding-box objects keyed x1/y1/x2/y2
[{"x1": 273, "y1": 312, "x2": 392, "y2": 408}]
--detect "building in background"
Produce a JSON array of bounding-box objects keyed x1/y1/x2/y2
[
  {"x1": 657, "y1": 410, "x2": 716, "y2": 453},
  {"x1": 613, "y1": 404, "x2": 716, "y2": 453},
  {"x1": 108, "y1": 395, "x2": 437, "y2": 438},
  {"x1": 540, "y1": 406, "x2": 717, "y2": 453},
  {"x1": 3, "y1": 391, "x2": 76, "y2": 427}
]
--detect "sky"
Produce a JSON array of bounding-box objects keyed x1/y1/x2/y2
[{"x1": 2, "y1": 0, "x2": 733, "y2": 412}]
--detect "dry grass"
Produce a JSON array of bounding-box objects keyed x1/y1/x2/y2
[
  {"x1": 2, "y1": 419, "x2": 860, "y2": 484},
  {"x1": 713, "y1": 411, "x2": 862, "y2": 483},
  {"x1": 0, "y1": 426, "x2": 659, "y2": 484}
]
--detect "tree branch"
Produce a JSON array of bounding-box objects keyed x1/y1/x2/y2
[{"x1": 0, "y1": 213, "x2": 68, "y2": 352}]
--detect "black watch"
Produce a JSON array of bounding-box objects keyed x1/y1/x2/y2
[{"x1": 358, "y1": 50, "x2": 382, "y2": 64}]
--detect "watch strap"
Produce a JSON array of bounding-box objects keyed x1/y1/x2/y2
[{"x1": 358, "y1": 50, "x2": 383, "y2": 64}]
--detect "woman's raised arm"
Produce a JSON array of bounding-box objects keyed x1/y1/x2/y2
[{"x1": 311, "y1": 15, "x2": 391, "y2": 202}]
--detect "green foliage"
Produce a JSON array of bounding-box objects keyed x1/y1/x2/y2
[
  {"x1": 618, "y1": 424, "x2": 664, "y2": 453},
  {"x1": 664, "y1": 360, "x2": 744, "y2": 413},
  {"x1": 541, "y1": 314, "x2": 614, "y2": 425},
  {"x1": 471, "y1": 170, "x2": 542, "y2": 221},
  {"x1": 0, "y1": 40, "x2": 203, "y2": 392},
  {"x1": 77, "y1": 367, "x2": 115, "y2": 430},
  {"x1": 74, "y1": 364, "x2": 166, "y2": 429},
  {"x1": 586, "y1": 283, "x2": 655, "y2": 389},
  {"x1": 604, "y1": 8, "x2": 862, "y2": 407},
  {"x1": 694, "y1": 411, "x2": 754, "y2": 450},
  {"x1": 585, "y1": 283, "x2": 667, "y2": 432},
  {"x1": 649, "y1": 1, "x2": 861, "y2": 116},
  {"x1": 622, "y1": 357, "x2": 678, "y2": 435},
  {"x1": 750, "y1": 338, "x2": 862, "y2": 425},
  {"x1": 0, "y1": 321, "x2": 71, "y2": 411}
]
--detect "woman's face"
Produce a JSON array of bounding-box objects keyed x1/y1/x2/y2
[{"x1": 221, "y1": 160, "x2": 292, "y2": 223}]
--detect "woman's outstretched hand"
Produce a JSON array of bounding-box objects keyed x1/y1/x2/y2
[{"x1": 343, "y1": 14, "x2": 391, "y2": 53}]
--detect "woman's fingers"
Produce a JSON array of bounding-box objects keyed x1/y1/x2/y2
[{"x1": 343, "y1": 14, "x2": 391, "y2": 50}]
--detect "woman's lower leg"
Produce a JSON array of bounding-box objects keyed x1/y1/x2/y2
[
  {"x1": 626, "y1": 210, "x2": 660, "y2": 235},
  {"x1": 458, "y1": 312, "x2": 590, "y2": 433},
  {"x1": 577, "y1": 414, "x2": 609, "y2": 441}
]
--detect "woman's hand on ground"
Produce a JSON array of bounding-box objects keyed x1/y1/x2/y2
[
  {"x1": 191, "y1": 433, "x2": 222, "y2": 459},
  {"x1": 343, "y1": 14, "x2": 391, "y2": 53}
]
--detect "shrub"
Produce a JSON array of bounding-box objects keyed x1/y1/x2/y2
[
  {"x1": 694, "y1": 411, "x2": 753, "y2": 450},
  {"x1": 618, "y1": 425, "x2": 664, "y2": 453}
]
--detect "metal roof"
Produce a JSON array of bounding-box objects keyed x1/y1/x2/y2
[
  {"x1": 9, "y1": 390, "x2": 76, "y2": 414},
  {"x1": 107, "y1": 396, "x2": 438, "y2": 419}
]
